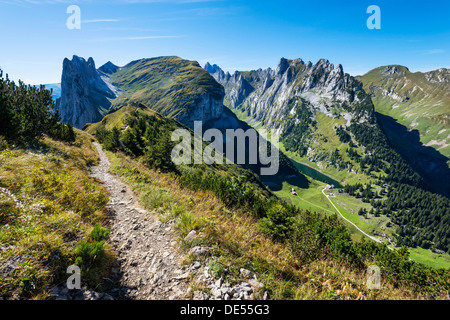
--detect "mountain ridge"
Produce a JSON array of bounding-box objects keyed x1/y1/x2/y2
[{"x1": 359, "y1": 64, "x2": 450, "y2": 158}]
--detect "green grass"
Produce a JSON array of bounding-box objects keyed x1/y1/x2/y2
[
  {"x1": 108, "y1": 56, "x2": 224, "y2": 124},
  {"x1": 84, "y1": 104, "x2": 162, "y2": 134},
  {"x1": 408, "y1": 247, "x2": 450, "y2": 270},
  {"x1": 230, "y1": 105, "x2": 449, "y2": 269},
  {"x1": 0, "y1": 131, "x2": 112, "y2": 299}
]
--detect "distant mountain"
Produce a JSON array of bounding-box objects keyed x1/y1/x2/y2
[
  {"x1": 206, "y1": 58, "x2": 375, "y2": 174},
  {"x1": 57, "y1": 55, "x2": 300, "y2": 178},
  {"x1": 109, "y1": 56, "x2": 225, "y2": 129},
  {"x1": 359, "y1": 65, "x2": 450, "y2": 158},
  {"x1": 98, "y1": 61, "x2": 120, "y2": 75},
  {"x1": 43, "y1": 83, "x2": 61, "y2": 101}
]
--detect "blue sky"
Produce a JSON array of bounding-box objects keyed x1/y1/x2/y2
[{"x1": 0, "y1": 0, "x2": 449, "y2": 84}]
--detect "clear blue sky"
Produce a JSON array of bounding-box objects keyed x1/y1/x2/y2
[{"x1": 0, "y1": 0, "x2": 449, "y2": 84}]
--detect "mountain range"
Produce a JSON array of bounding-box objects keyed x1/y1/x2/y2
[
  {"x1": 359, "y1": 65, "x2": 449, "y2": 158},
  {"x1": 205, "y1": 59, "x2": 450, "y2": 195},
  {"x1": 52, "y1": 54, "x2": 450, "y2": 254}
]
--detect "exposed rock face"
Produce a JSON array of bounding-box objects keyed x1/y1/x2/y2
[
  {"x1": 383, "y1": 65, "x2": 409, "y2": 76},
  {"x1": 205, "y1": 63, "x2": 255, "y2": 109},
  {"x1": 98, "y1": 61, "x2": 120, "y2": 75},
  {"x1": 58, "y1": 56, "x2": 118, "y2": 129},
  {"x1": 204, "y1": 62, "x2": 222, "y2": 75},
  {"x1": 425, "y1": 68, "x2": 450, "y2": 83},
  {"x1": 206, "y1": 57, "x2": 374, "y2": 132},
  {"x1": 178, "y1": 92, "x2": 224, "y2": 127}
]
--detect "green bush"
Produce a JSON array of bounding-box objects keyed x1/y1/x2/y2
[
  {"x1": 0, "y1": 136, "x2": 8, "y2": 151},
  {"x1": 74, "y1": 240, "x2": 106, "y2": 269},
  {"x1": 48, "y1": 122, "x2": 77, "y2": 143},
  {"x1": 89, "y1": 223, "x2": 110, "y2": 242},
  {"x1": 257, "y1": 203, "x2": 296, "y2": 240},
  {"x1": 74, "y1": 224, "x2": 111, "y2": 286}
]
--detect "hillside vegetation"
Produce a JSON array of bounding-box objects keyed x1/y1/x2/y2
[
  {"x1": 359, "y1": 65, "x2": 450, "y2": 158},
  {"x1": 86, "y1": 103, "x2": 450, "y2": 299},
  {"x1": 0, "y1": 71, "x2": 113, "y2": 299},
  {"x1": 1, "y1": 67, "x2": 449, "y2": 300},
  {"x1": 0, "y1": 131, "x2": 113, "y2": 299}
]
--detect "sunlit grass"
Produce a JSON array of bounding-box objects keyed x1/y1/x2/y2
[
  {"x1": 103, "y1": 148, "x2": 431, "y2": 299},
  {"x1": 0, "y1": 132, "x2": 111, "y2": 299}
]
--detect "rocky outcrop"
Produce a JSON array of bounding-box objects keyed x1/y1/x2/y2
[
  {"x1": 98, "y1": 61, "x2": 120, "y2": 75},
  {"x1": 382, "y1": 65, "x2": 409, "y2": 76},
  {"x1": 425, "y1": 68, "x2": 450, "y2": 83},
  {"x1": 58, "y1": 56, "x2": 118, "y2": 129},
  {"x1": 191, "y1": 266, "x2": 266, "y2": 300},
  {"x1": 177, "y1": 92, "x2": 224, "y2": 128},
  {"x1": 206, "y1": 57, "x2": 373, "y2": 132}
]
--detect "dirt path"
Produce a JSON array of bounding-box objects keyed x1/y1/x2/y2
[
  {"x1": 90, "y1": 142, "x2": 189, "y2": 300},
  {"x1": 321, "y1": 187, "x2": 383, "y2": 244},
  {"x1": 50, "y1": 142, "x2": 266, "y2": 300}
]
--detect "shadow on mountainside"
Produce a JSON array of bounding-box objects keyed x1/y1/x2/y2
[{"x1": 376, "y1": 112, "x2": 450, "y2": 198}]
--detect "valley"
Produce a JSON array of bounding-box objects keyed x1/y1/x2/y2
[
  {"x1": 211, "y1": 58, "x2": 450, "y2": 269},
  {"x1": 231, "y1": 106, "x2": 450, "y2": 269}
]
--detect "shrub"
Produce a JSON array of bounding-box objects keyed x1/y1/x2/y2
[
  {"x1": 0, "y1": 70, "x2": 68, "y2": 144},
  {"x1": 0, "y1": 136, "x2": 8, "y2": 151},
  {"x1": 48, "y1": 122, "x2": 77, "y2": 143},
  {"x1": 257, "y1": 203, "x2": 296, "y2": 240},
  {"x1": 89, "y1": 223, "x2": 110, "y2": 242}
]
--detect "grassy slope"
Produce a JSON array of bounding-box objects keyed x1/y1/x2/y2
[
  {"x1": 85, "y1": 102, "x2": 449, "y2": 296},
  {"x1": 360, "y1": 66, "x2": 450, "y2": 158},
  {"x1": 0, "y1": 131, "x2": 112, "y2": 299},
  {"x1": 85, "y1": 104, "x2": 163, "y2": 133},
  {"x1": 103, "y1": 144, "x2": 430, "y2": 300},
  {"x1": 109, "y1": 56, "x2": 223, "y2": 121}
]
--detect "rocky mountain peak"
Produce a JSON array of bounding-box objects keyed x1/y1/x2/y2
[
  {"x1": 58, "y1": 56, "x2": 118, "y2": 129},
  {"x1": 204, "y1": 62, "x2": 228, "y2": 83},
  {"x1": 310, "y1": 58, "x2": 334, "y2": 74},
  {"x1": 425, "y1": 68, "x2": 450, "y2": 83},
  {"x1": 382, "y1": 65, "x2": 410, "y2": 76},
  {"x1": 99, "y1": 61, "x2": 120, "y2": 75},
  {"x1": 204, "y1": 62, "x2": 223, "y2": 74},
  {"x1": 205, "y1": 57, "x2": 373, "y2": 132},
  {"x1": 334, "y1": 64, "x2": 344, "y2": 76},
  {"x1": 276, "y1": 57, "x2": 290, "y2": 76}
]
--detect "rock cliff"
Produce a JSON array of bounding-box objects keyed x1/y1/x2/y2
[
  {"x1": 206, "y1": 57, "x2": 374, "y2": 133},
  {"x1": 58, "y1": 56, "x2": 118, "y2": 129}
]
